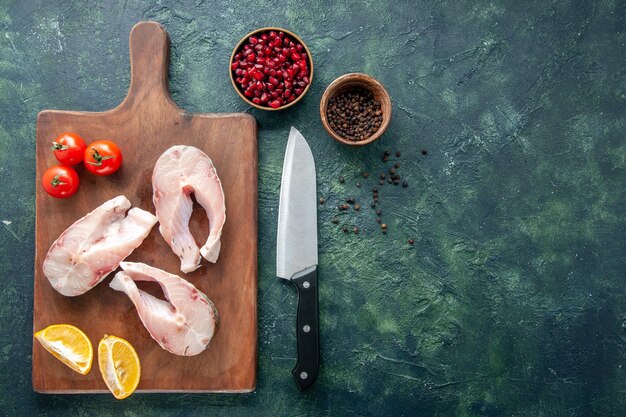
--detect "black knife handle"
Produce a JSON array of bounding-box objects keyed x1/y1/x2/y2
[{"x1": 291, "y1": 267, "x2": 319, "y2": 391}]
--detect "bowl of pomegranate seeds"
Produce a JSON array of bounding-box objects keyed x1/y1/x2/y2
[{"x1": 230, "y1": 28, "x2": 313, "y2": 110}]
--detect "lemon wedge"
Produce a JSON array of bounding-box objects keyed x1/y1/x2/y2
[
  {"x1": 34, "y1": 324, "x2": 93, "y2": 375},
  {"x1": 98, "y1": 335, "x2": 141, "y2": 400}
]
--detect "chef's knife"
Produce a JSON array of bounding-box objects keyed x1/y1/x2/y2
[{"x1": 276, "y1": 126, "x2": 319, "y2": 391}]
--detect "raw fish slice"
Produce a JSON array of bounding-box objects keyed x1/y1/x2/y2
[
  {"x1": 110, "y1": 262, "x2": 218, "y2": 356},
  {"x1": 43, "y1": 195, "x2": 158, "y2": 297},
  {"x1": 152, "y1": 145, "x2": 226, "y2": 273}
]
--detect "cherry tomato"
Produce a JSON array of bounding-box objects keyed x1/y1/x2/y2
[
  {"x1": 42, "y1": 165, "x2": 80, "y2": 198},
  {"x1": 52, "y1": 132, "x2": 87, "y2": 165},
  {"x1": 84, "y1": 140, "x2": 123, "y2": 176}
]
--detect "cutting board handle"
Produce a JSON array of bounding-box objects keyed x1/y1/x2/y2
[{"x1": 121, "y1": 21, "x2": 177, "y2": 110}]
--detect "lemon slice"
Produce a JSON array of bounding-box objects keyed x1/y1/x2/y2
[
  {"x1": 98, "y1": 335, "x2": 141, "y2": 400},
  {"x1": 34, "y1": 324, "x2": 93, "y2": 375}
]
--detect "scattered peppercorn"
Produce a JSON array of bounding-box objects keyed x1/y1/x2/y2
[
  {"x1": 370, "y1": 202, "x2": 376, "y2": 208},
  {"x1": 421, "y1": 149, "x2": 428, "y2": 155},
  {"x1": 356, "y1": 182, "x2": 361, "y2": 188},
  {"x1": 376, "y1": 209, "x2": 382, "y2": 215},
  {"x1": 342, "y1": 226, "x2": 349, "y2": 233},
  {"x1": 326, "y1": 89, "x2": 383, "y2": 141},
  {"x1": 396, "y1": 151, "x2": 401, "y2": 157},
  {"x1": 395, "y1": 162, "x2": 400, "y2": 168},
  {"x1": 379, "y1": 180, "x2": 384, "y2": 185},
  {"x1": 402, "y1": 181, "x2": 408, "y2": 188},
  {"x1": 339, "y1": 176, "x2": 345, "y2": 183},
  {"x1": 332, "y1": 218, "x2": 339, "y2": 224},
  {"x1": 380, "y1": 173, "x2": 386, "y2": 179},
  {"x1": 354, "y1": 204, "x2": 361, "y2": 211},
  {"x1": 382, "y1": 155, "x2": 388, "y2": 162},
  {"x1": 387, "y1": 178, "x2": 392, "y2": 184},
  {"x1": 376, "y1": 217, "x2": 381, "y2": 223},
  {"x1": 339, "y1": 204, "x2": 349, "y2": 210},
  {"x1": 384, "y1": 150, "x2": 390, "y2": 156},
  {"x1": 389, "y1": 168, "x2": 396, "y2": 175},
  {"x1": 362, "y1": 172, "x2": 369, "y2": 178},
  {"x1": 319, "y1": 197, "x2": 325, "y2": 205},
  {"x1": 353, "y1": 227, "x2": 359, "y2": 234},
  {"x1": 393, "y1": 179, "x2": 399, "y2": 185},
  {"x1": 372, "y1": 187, "x2": 378, "y2": 193},
  {"x1": 381, "y1": 223, "x2": 387, "y2": 230},
  {"x1": 408, "y1": 238, "x2": 415, "y2": 245},
  {"x1": 347, "y1": 197, "x2": 355, "y2": 204}
]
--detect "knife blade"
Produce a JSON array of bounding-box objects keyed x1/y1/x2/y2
[{"x1": 276, "y1": 126, "x2": 319, "y2": 391}]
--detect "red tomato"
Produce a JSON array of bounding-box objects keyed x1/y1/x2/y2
[
  {"x1": 52, "y1": 132, "x2": 87, "y2": 165},
  {"x1": 84, "y1": 140, "x2": 122, "y2": 176},
  {"x1": 42, "y1": 165, "x2": 80, "y2": 198}
]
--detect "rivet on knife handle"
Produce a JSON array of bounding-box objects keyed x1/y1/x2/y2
[{"x1": 291, "y1": 267, "x2": 319, "y2": 391}]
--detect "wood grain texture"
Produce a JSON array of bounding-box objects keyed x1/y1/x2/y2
[{"x1": 32, "y1": 21, "x2": 258, "y2": 393}]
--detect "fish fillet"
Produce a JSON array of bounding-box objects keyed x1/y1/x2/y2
[
  {"x1": 152, "y1": 145, "x2": 226, "y2": 273},
  {"x1": 110, "y1": 262, "x2": 219, "y2": 356},
  {"x1": 43, "y1": 195, "x2": 158, "y2": 297}
]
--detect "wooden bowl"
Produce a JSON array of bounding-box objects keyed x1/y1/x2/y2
[
  {"x1": 229, "y1": 27, "x2": 313, "y2": 111},
  {"x1": 320, "y1": 73, "x2": 392, "y2": 146}
]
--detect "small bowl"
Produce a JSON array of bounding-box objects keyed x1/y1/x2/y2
[
  {"x1": 229, "y1": 27, "x2": 314, "y2": 111},
  {"x1": 320, "y1": 73, "x2": 392, "y2": 146}
]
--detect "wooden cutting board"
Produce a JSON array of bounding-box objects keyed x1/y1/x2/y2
[{"x1": 32, "y1": 21, "x2": 257, "y2": 393}]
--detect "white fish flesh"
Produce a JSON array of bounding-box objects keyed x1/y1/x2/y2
[
  {"x1": 152, "y1": 145, "x2": 226, "y2": 273},
  {"x1": 43, "y1": 195, "x2": 158, "y2": 297},
  {"x1": 109, "y1": 262, "x2": 219, "y2": 356}
]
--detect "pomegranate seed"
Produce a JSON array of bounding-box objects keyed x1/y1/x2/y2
[
  {"x1": 249, "y1": 36, "x2": 258, "y2": 45},
  {"x1": 295, "y1": 87, "x2": 304, "y2": 95},
  {"x1": 244, "y1": 89, "x2": 254, "y2": 97},
  {"x1": 269, "y1": 31, "x2": 277, "y2": 39},
  {"x1": 284, "y1": 89, "x2": 292, "y2": 97},
  {"x1": 254, "y1": 63, "x2": 263, "y2": 69},
  {"x1": 302, "y1": 76, "x2": 310, "y2": 84},
  {"x1": 269, "y1": 77, "x2": 279, "y2": 86},
  {"x1": 269, "y1": 69, "x2": 276, "y2": 76},
  {"x1": 254, "y1": 89, "x2": 262, "y2": 97},
  {"x1": 235, "y1": 68, "x2": 243, "y2": 76},
  {"x1": 267, "y1": 83, "x2": 276, "y2": 91},
  {"x1": 291, "y1": 52, "x2": 301, "y2": 61},
  {"x1": 284, "y1": 37, "x2": 291, "y2": 44},
  {"x1": 264, "y1": 48, "x2": 272, "y2": 56},
  {"x1": 247, "y1": 53, "x2": 256, "y2": 62},
  {"x1": 278, "y1": 55, "x2": 287, "y2": 63},
  {"x1": 269, "y1": 99, "x2": 281, "y2": 108},
  {"x1": 270, "y1": 91, "x2": 279, "y2": 98},
  {"x1": 279, "y1": 31, "x2": 284, "y2": 37},
  {"x1": 234, "y1": 52, "x2": 242, "y2": 60},
  {"x1": 273, "y1": 38, "x2": 282, "y2": 47},
  {"x1": 261, "y1": 92, "x2": 269, "y2": 102},
  {"x1": 252, "y1": 97, "x2": 261, "y2": 104},
  {"x1": 257, "y1": 57, "x2": 266, "y2": 65},
  {"x1": 263, "y1": 67, "x2": 270, "y2": 75},
  {"x1": 256, "y1": 80, "x2": 264, "y2": 90},
  {"x1": 284, "y1": 81, "x2": 293, "y2": 89},
  {"x1": 243, "y1": 47, "x2": 252, "y2": 55},
  {"x1": 244, "y1": 44, "x2": 251, "y2": 51},
  {"x1": 297, "y1": 80, "x2": 306, "y2": 87},
  {"x1": 254, "y1": 44, "x2": 263, "y2": 52},
  {"x1": 253, "y1": 71, "x2": 265, "y2": 81},
  {"x1": 296, "y1": 44, "x2": 303, "y2": 52},
  {"x1": 261, "y1": 34, "x2": 268, "y2": 41}
]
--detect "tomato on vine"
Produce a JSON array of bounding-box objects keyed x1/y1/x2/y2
[{"x1": 84, "y1": 140, "x2": 122, "y2": 176}]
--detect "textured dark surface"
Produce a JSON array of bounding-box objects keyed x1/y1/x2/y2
[{"x1": 1, "y1": 0, "x2": 625, "y2": 415}]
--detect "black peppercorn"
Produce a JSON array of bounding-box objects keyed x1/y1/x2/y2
[{"x1": 319, "y1": 197, "x2": 325, "y2": 205}]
